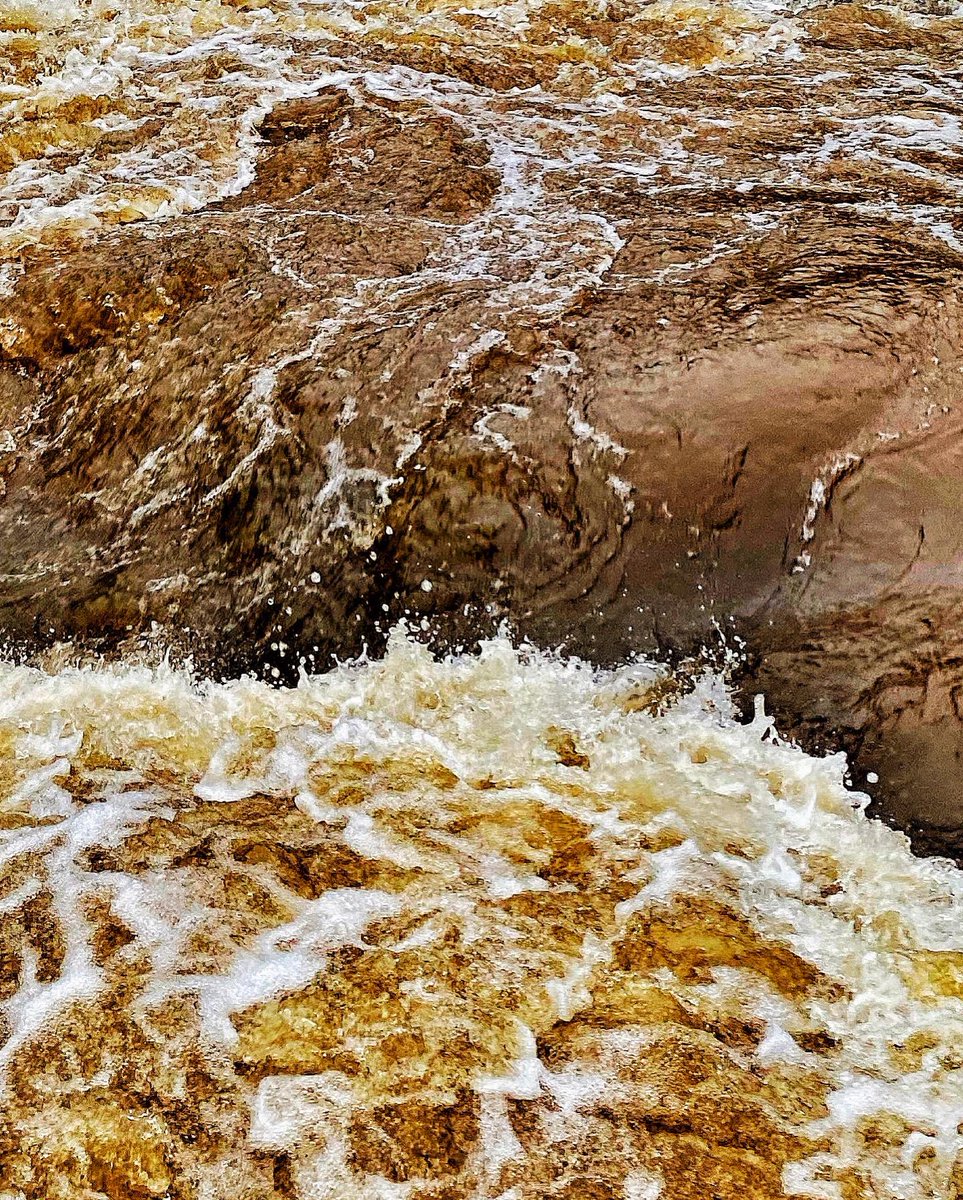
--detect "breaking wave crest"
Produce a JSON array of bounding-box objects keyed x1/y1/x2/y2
[{"x1": 0, "y1": 630, "x2": 961, "y2": 1198}]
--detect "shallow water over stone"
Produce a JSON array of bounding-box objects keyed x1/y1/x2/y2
[{"x1": 2, "y1": 0, "x2": 963, "y2": 843}]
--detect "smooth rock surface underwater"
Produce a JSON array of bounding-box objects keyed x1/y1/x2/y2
[{"x1": 2, "y1": 0, "x2": 963, "y2": 845}]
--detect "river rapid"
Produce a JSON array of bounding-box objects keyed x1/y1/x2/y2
[
  {"x1": 3, "y1": 0, "x2": 963, "y2": 1197},
  {"x1": 2, "y1": 0, "x2": 962, "y2": 261},
  {"x1": 0, "y1": 633, "x2": 962, "y2": 1198}
]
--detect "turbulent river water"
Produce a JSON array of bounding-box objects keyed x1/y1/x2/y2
[
  {"x1": 2, "y1": 0, "x2": 963, "y2": 258},
  {"x1": 4, "y1": 0, "x2": 963, "y2": 1197},
  {"x1": 1, "y1": 635, "x2": 963, "y2": 1199}
]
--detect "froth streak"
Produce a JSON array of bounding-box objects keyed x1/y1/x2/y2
[
  {"x1": 3, "y1": 0, "x2": 962, "y2": 258},
  {"x1": 0, "y1": 631, "x2": 961, "y2": 1198}
]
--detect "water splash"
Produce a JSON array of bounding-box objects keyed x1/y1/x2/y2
[{"x1": 0, "y1": 630, "x2": 961, "y2": 1196}]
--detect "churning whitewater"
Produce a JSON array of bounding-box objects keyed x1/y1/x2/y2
[
  {"x1": 0, "y1": 632, "x2": 962, "y2": 1197},
  {"x1": 5, "y1": 0, "x2": 963, "y2": 1196}
]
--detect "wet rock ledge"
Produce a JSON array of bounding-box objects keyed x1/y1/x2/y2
[{"x1": 2, "y1": 3, "x2": 963, "y2": 853}]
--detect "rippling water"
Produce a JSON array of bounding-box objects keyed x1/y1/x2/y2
[
  {"x1": 0, "y1": 633, "x2": 961, "y2": 1197},
  {"x1": 3, "y1": 0, "x2": 963, "y2": 1196},
  {"x1": 4, "y1": 0, "x2": 963, "y2": 265}
]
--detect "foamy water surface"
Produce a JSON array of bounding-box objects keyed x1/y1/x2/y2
[
  {"x1": 3, "y1": 0, "x2": 963, "y2": 271},
  {"x1": 4, "y1": 0, "x2": 963, "y2": 1194},
  {"x1": 0, "y1": 631, "x2": 961, "y2": 1196}
]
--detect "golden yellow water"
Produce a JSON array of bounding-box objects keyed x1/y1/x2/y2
[
  {"x1": 4, "y1": 0, "x2": 963, "y2": 1194},
  {"x1": 0, "y1": 631, "x2": 961, "y2": 1197},
  {"x1": 3, "y1": 0, "x2": 961, "y2": 259}
]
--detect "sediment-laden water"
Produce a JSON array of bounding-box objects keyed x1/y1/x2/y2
[
  {"x1": 4, "y1": 0, "x2": 963, "y2": 1196},
  {"x1": 4, "y1": 0, "x2": 963, "y2": 836},
  {"x1": 3, "y1": 0, "x2": 962, "y2": 259},
  {"x1": 0, "y1": 632, "x2": 962, "y2": 1198}
]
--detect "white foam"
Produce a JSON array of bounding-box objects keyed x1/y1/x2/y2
[{"x1": 0, "y1": 630, "x2": 962, "y2": 1190}]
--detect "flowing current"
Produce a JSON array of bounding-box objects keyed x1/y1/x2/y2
[
  {"x1": 4, "y1": 0, "x2": 963, "y2": 1197},
  {"x1": 0, "y1": 634, "x2": 962, "y2": 1198}
]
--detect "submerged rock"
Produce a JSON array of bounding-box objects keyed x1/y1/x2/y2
[{"x1": 2, "y1": 0, "x2": 963, "y2": 845}]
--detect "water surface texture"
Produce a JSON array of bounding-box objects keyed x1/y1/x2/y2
[
  {"x1": 3, "y1": 0, "x2": 963, "y2": 832},
  {"x1": 3, "y1": 0, "x2": 963, "y2": 1196},
  {"x1": 1, "y1": 635, "x2": 963, "y2": 1198}
]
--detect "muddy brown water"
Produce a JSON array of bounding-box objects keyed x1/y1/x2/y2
[
  {"x1": 6, "y1": 5, "x2": 963, "y2": 1196},
  {"x1": 2, "y1": 0, "x2": 963, "y2": 855}
]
